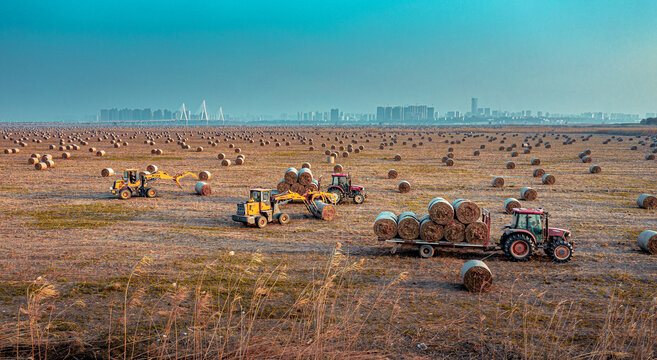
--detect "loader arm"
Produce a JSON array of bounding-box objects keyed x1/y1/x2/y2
[
  {"x1": 144, "y1": 171, "x2": 198, "y2": 188},
  {"x1": 272, "y1": 190, "x2": 336, "y2": 219}
]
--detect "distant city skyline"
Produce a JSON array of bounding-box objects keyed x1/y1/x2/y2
[{"x1": 2, "y1": 2, "x2": 657, "y2": 122}]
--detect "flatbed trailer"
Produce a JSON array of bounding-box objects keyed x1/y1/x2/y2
[{"x1": 379, "y1": 209, "x2": 499, "y2": 258}]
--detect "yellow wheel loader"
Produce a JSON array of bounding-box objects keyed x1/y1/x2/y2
[{"x1": 110, "y1": 169, "x2": 198, "y2": 199}]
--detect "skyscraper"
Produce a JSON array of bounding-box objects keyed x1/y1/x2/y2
[
  {"x1": 330, "y1": 109, "x2": 339, "y2": 123},
  {"x1": 471, "y1": 98, "x2": 478, "y2": 115},
  {"x1": 376, "y1": 107, "x2": 384, "y2": 122}
]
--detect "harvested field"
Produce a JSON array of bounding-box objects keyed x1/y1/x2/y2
[{"x1": 0, "y1": 125, "x2": 656, "y2": 359}]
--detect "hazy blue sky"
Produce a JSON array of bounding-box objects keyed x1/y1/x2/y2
[{"x1": 1, "y1": 1, "x2": 656, "y2": 121}]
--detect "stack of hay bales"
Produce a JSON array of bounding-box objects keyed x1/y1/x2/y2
[
  {"x1": 276, "y1": 165, "x2": 318, "y2": 194},
  {"x1": 373, "y1": 197, "x2": 488, "y2": 245}
]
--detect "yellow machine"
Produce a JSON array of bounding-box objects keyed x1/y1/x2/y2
[
  {"x1": 111, "y1": 169, "x2": 198, "y2": 199},
  {"x1": 232, "y1": 189, "x2": 337, "y2": 228}
]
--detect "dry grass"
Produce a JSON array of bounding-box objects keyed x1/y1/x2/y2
[{"x1": 0, "y1": 125, "x2": 656, "y2": 358}]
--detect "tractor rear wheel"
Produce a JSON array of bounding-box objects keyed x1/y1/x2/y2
[
  {"x1": 145, "y1": 188, "x2": 157, "y2": 198},
  {"x1": 353, "y1": 192, "x2": 365, "y2": 204},
  {"x1": 278, "y1": 213, "x2": 290, "y2": 225},
  {"x1": 256, "y1": 216, "x2": 267, "y2": 228},
  {"x1": 504, "y1": 234, "x2": 535, "y2": 261},
  {"x1": 418, "y1": 245, "x2": 434, "y2": 258},
  {"x1": 119, "y1": 189, "x2": 131, "y2": 200},
  {"x1": 548, "y1": 240, "x2": 573, "y2": 263},
  {"x1": 328, "y1": 189, "x2": 342, "y2": 204}
]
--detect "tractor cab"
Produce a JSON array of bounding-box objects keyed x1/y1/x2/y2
[
  {"x1": 331, "y1": 174, "x2": 351, "y2": 189},
  {"x1": 508, "y1": 208, "x2": 547, "y2": 243}
]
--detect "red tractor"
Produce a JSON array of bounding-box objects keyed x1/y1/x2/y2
[
  {"x1": 326, "y1": 173, "x2": 366, "y2": 204},
  {"x1": 500, "y1": 208, "x2": 573, "y2": 262}
]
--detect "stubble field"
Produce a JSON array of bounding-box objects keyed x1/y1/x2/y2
[{"x1": 0, "y1": 125, "x2": 656, "y2": 359}]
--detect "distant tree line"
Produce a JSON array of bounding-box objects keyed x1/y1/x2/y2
[{"x1": 640, "y1": 117, "x2": 657, "y2": 125}]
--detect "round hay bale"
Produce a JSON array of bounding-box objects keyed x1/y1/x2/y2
[
  {"x1": 333, "y1": 164, "x2": 343, "y2": 173},
  {"x1": 387, "y1": 169, "x2": 398, "y2": 179},
  {"x1": 325, "y1": 150, "x2": 331, "y2": 156},
  {"x1": 218, "y1": 153, "x2": 226, "y2": 160},
  {"x1": 445, "y1": 158, "x2": 454, "y2": 166},
  {"x1": 374, "y1": 211, "x2": 397, "y2": 240},
  {"x1": 398, "y1": 180, "x2": 411, "y2": 193},
  {"x1": 35, "y1": 162, "x2": 48, "y2": 170},
  {"x1": 277, "y1": 179, "x2": 291, "y2": 193},
  {"x1": 520, "y1": 187, "x2": 538, "y2": 201},
  {"x1": 297, "y1": 168, "x2": 313, "y2": 186},
  {"x1": 465, "y1": 221, "x2": 488, "y2": 244},
  {"x1": 89, "y1": 147, "x2": 96, "y2": 152},
  {"x1": 146, "y1": 164, "x2": 158, "y2": 173},
  {"x1": 197, "y1": 146, "x2": 204, "y2": 152},
  {"x1": 284, "y1": 167, "x2": 299, "y2": 184},
  {"x1": 461, "y1": 260, "x2": 493, "y2": 293},
  {"x1": 96, "y1": 150, "x2": 105, "y2": 157},
  {"x1": 542, "y1": 174, "x2": 556, "y2": 185},
  {"x1": 637, "y1": 194, "x2": 657, "y2": 209},
  {"x1": 444, "y1": 220, "x2": 465, "y2": 243},
  {"x1": 419, "y1": 215, "x2": 444, "y2": 242},
  {"x1": 531, "y1": 158, "x2": 540, "y2": 165},
  {"x1": 582, "y1": 156, "x2": 592, "y2": 163},
  {"x1": 473, "y1": 149, "x2": 480, "y2": 156},
  {"x1": 235, "y1": 157, "x2": 244, "y2": 165},
  {"x1": 42, "y1": 154, "x2": 53, "y2": 161},
  {"x1": 221, "y1": 159, "x2": 232, "y2": 166},
  {"x1": 394, "y1": 154, "x2": 402, "y2": 161},
  {"x1": 235, "y1": 148, "x2": 241, "y2": 153},
  {"x1": 428, "y1": 197, "x2": 454, "y2": 225},
  {"x1": 533, "y1": 168, "x2": 545, "y2": 177},
  {"x1": 28, "y1": 157, "x2": 39, "y2": 165},
  {"x1": 314, "y1": 200, "x2": 336, "y2": 221},
  {"x1": 492, "y1": 177, "x2": 504, "y2": 188},
  {"x1": 638, "y1": 230, "x2": 657, "y2": 254},
  {"x1": 199, "y1": 171, "x2": 211, "y2": 181},
  {"x1": 101, "y1": 168, "x2": 114, "y2": 177},
  {"x1": 646, "y1": 154, "x2": 655, "y2": 160},
  {"x1": 302, "y1": 162, "x2": 311, "y2": 169},
  {"x1": 511, "y1": 151, "x2": 519, "y2": 157},
  {"x1": 397, "y1": 212, "x2": 420, "y2": 240},
  {"x1": 452, "y1": 199, "x2": 481, "y2": 224},
  {"x1": 194, "y1": 182, "x2": 212, "y2": 196},
  {"x1": 291, "y1": 183, "x2": 305, "y2": 194},
  {"x1": 61, "y1": 152, "x2": 71, "y2": 159},
  {"x1": 504, "y1": 198, "x2": 521, "y2": 214},
  {"x1": 114, "y1": 143, "x2": 121, "y2": 148},
  {"x1": 45, "y1": 160, "x2": 55, "y2": 168},
  {"x1": 307, "y1": 179, "x2": 319, "y2": 192},
  {"x1": 342, "y1": 151, "x2": 349, "y2": 157},
  {"x1": 506, "y1": 161, "x2": 516, "y2": 169},
  {"x1": 589, "y1": 165, "x2": 601, "y2": 173}
]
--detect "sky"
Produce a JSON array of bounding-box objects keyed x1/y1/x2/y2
[{"x1": 1, "y1": 0, "x2": 656, "y2": 122}]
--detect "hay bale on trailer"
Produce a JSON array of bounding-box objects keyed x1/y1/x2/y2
[
  {"x1": 465, "y1": 221, "x2": 488, "y2": 244},
  {"x1": 638, "y1": 230, "x2": 657, "y2": 254},
  {"x1": 461, "y1": 260, "x2": 493, "y2": 293},
  {"x1": 297, "y1": 168, "x2": 313, "y2": 186},
  {"x1": 444, "y1": 220, "x2": 465, "y2": 243},
  {"x1": 374, "y1": 211, "x2": 398, "y2": 240},
  {"x1": 452, "y1": 199, "x2": 481, "y2": 224},
  {"x1": 397, "y1": 212, "x2": 420, "y2": 240},
  {"x1": 419, "y1": 215, "x2": 444, "y2": 242},
  {"x1": 428, "y1": 197, "x2": 454, "y2": 225}
]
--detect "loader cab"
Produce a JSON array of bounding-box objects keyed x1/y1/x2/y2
[
  {"x1": 247, "y1": 189, "x2": 272, "y2": 214},
  {"x1": 124, "y1": 169, "x2": 140, "y2": 186},
  {"x1": 509, "y1": 208, "x2": 547, "y2": 243}
]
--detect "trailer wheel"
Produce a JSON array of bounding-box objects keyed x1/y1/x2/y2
[
  {"x1": 256, "y1": 216, "x2": 267, "y2": 228},
  {"x1": 419, "y1": 245, "x2": 434, "y2": 258}
]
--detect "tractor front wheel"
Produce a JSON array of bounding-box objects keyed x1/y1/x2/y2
[
  {"x1": 278, "y1": 213, "x2": 290, "y2": 225},
  {"x1": 419, "y1": 245, "x2": 434, "y2": 258},
  {"x1": 548, "y1": 240, "x2": 573, "y2": 263},
  {"x1": 353, "y1": 192, "x2": 365, "y2": 204},
  {"x1": 504, "y1": 234, "x2": 535, "y2": 261},
  {"x1": 119, "y1": 189, "x2": 131, "y2": 200},
  {"x1": 256, "y1": 216, "x2": 267, "y2": 228}
]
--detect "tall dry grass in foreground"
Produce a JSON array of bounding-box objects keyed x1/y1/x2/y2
[{"x1": 1, "y1": 245, "x2": 656, "y2": 359}]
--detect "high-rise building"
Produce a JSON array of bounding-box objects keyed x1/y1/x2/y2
[
  {"x1": 427, "y1": 107, "x2": 435, "y2": 121},
  {"x1": 376, "y1": 107, "x2": 384, "y2": 122},
  {"x1": 385, "y1": 107, "x2": 392, "y2": 121},
  {"x1": 331, "y1": 108, "x2": 340, "y2": 123},
  {"x1": 392, "y1": 106, "x2": 403, "y2": 121},
  {"x1": 471, "y1": 98, "x2": 478, "y2": 115}
]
